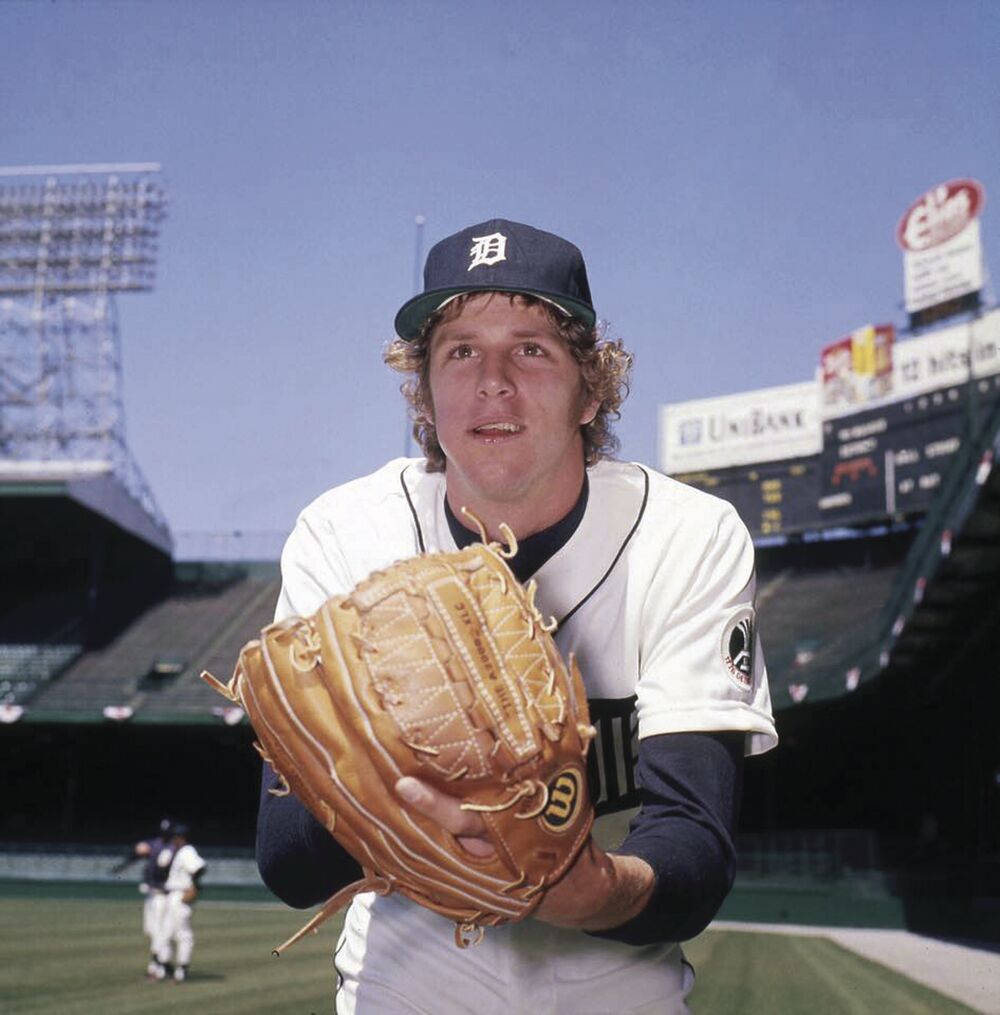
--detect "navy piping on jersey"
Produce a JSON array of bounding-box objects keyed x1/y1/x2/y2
[
  {"x1": 399, "y1": 467, "x2": 426, "y2": 553},
  {"x1": 559, "y1": 465, "x2": 648, "y2": 627},
  {"x1": 399, "y1": 462, "x2": 650, "y2": 624}
]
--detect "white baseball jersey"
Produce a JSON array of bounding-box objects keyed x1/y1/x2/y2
[
  {"x1": 276, "y1": 457, "x2": 777, "y2": 1014},
  {"x1": 164, "y1": 844, "x2": 205, "y2": 894}
]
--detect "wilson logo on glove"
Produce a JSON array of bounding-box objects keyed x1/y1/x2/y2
[
  {"x1": 541, "y1": 768, "x2": 585, "y2": 832},
  {"x1": 203, "y1": 519, "x2": 596, "y2": 953}
]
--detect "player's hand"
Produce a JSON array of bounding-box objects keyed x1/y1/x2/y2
[
  {"x1": 533, "y1": 841, "x2": 654, "y2": 930},
  {"x1": 395, "y1": 777, "x2": 654, "y2": 930},
  {"x1": 181, "y1": 886, "x2": 198, "y2": 904},
  {"x1": 395, "y1": 777, "x2": 494, "y2": 858}
]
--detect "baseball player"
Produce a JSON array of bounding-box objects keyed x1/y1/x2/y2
[
  {"x1": 150, "y1": 824, "x2": 206, "y2": 983},
  {"x1": 256, "y1": 218, "x2": 777, "y2": 1013},
  {"x1": 110, "y1": 817, "x2": 173, "y2": 979}
]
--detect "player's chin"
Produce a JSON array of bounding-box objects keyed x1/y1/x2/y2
[
  {"x1": 450, "y1": 443, "x2": 528, "y2": 478},
  {"x1": 465, "y1": 467, "x2": 534, "y2": 505}
]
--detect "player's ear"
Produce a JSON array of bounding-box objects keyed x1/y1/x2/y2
[{"x1": 578, "y1": 399, "x2": 600, "y2": 427}]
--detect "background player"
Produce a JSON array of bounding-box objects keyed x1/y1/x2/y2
[
  {"x1": 150, "y1": 823, "x2": 206, "y2": 983},
  {"x1": 257, "y1": 218, "x2": 777, "y2": 1013},
  {"x1": 110, "y1": 816, "x2": 173, "y2": 980}
]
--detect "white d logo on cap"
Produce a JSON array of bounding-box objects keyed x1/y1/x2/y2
[{"x1": 468, "y1": 232, "x2": 507, "y2": 270}]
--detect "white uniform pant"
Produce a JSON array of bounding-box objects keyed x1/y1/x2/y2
[
  {"x1": 151, "y1": 892, "x2": 195, "y2": 967},
  {"x1": 333, "y1": 892, "x2": 695, "y2": 1014},
  {"x1": 141, "y1": 890, "x2": 162, "y2": 941}
]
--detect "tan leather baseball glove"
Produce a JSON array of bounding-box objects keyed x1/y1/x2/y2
[{"x1": 203, "y1": 529, "x2": 595, "y2": 952}]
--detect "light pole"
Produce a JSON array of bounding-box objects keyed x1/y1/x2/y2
[{"x1": 405, "y1": 214, "x2": 426, "y2": 458}]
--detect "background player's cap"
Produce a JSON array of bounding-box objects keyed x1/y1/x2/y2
[{"x1": 394, "y1": 218, "x2": 596, "y2": 341}]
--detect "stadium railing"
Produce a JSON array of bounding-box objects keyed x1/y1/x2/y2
[{"x1": 874, "y1": 390, "x2": 1000, "y2": 673}]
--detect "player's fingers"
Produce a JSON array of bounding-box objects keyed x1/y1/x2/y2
[
  {"x1": 396, "y1": 776, "x2": 495, "y2": 857},
  {"x1": 395, "y1": 776, "x2": 483, "y2": 833}
]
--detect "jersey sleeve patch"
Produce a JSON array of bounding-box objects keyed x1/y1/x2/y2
[{"x1": 721, "y1": 605, "x2": 756, "y2": 692}]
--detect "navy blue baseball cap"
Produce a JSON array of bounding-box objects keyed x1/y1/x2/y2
[{"x1": 394, "y1": 218, "x2": 596, "y2": 341}]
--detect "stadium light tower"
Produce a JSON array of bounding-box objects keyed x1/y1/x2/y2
[{"x1": 0, "y1": 162, "x2": 168, "y2": 527}]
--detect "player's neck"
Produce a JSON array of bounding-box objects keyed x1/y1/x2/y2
[{"x1": 445, "y1": 470, "x2": 587, "y2": 544}]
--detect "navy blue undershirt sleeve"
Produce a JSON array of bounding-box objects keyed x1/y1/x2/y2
[
  {"x1": 257, "y1": 728, "x2": 745, "y2": 943},
  {"x1": 256, "y1": 762, "x2": 362, "y2": 909},
  {"x1": 589, "y1": 730, "x2": 745, "y2": 946}
]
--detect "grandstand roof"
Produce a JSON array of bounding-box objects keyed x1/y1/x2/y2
[{"x1": 0, "y1": 463, "x2": 171, "y2": 555}]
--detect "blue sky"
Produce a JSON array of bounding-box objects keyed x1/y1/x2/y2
[{"x1": 3, "y1": 0, "x2": 998, "y2": 549}]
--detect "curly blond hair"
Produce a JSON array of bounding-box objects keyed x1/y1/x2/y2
[{"x1": 383, "y1": 293, "x2": 632, "y2": 472}]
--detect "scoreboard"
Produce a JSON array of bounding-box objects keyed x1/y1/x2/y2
[
  {"x1": 673, "y1": 457, "x2": 819, "y2": 536},
  {"x1": 675, "y1": 377, "x2": 1000, "y2": 538},
  {"x1": 819, "y1": 378, "x2": 998, "y2": 526}
]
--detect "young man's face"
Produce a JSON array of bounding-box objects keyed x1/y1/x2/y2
[{"x1": 426, "y1": 293, "x2": 599, "y2": 530}]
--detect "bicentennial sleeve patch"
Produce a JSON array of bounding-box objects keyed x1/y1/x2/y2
[{"x1": 721, "y1": 605, "x2": 756, "y2": 692}]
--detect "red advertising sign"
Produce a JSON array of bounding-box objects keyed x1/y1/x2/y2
[
  {"x1": 896, "y1": 179, "x2": 985, "y2": 252},
  {"x1": 820, "y1": 325, "x2": 894, "y2": 410}
]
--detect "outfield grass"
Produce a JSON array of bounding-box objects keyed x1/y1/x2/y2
[
  {"x1": 683, "y1": 931, "x2": 974, "y2": 1014},
  {"x1": 0, "y1": 895, "x2": 340, "y2": 1014},
  {"x1": 0, "y1": 894, "x2": 976, "y2": 1013}
]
